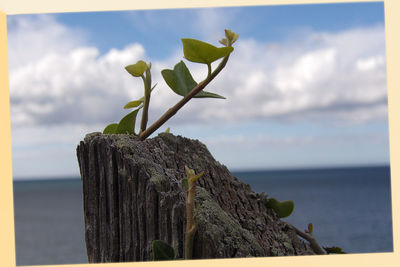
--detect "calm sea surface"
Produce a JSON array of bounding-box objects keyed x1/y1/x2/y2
[{"x1": 13, "y1": 166, "x2": 393, "y2": 266}]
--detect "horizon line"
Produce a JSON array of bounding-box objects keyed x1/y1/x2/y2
[{"x1": 13, "y1": 163, "x2": 390, "y2": 182}]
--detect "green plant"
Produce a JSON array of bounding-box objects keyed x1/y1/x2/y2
[
  {"x1": 266, "y1": 197, "x2": 295, "y2": 218},
  {"x1": 151, "y1": 166, "x2": 203, "y2": 261},
  {"x1": 152, "y1": 240, "x2": 175, "y2": 261},
  {"x1": 103, "y1": 29, "x2": 238, "y2": 140},
  {"x1": 292, "y1": 222, "x2": 326, "y2": 255},
  {"x1": 305, "y1": 223, "x2": 313, "y2": 235},
  {"x1": 181, "y1": 166, "x2": 203, "y2": 259},
  {"x1": 323, "y1": 246, "x2": 346, "y2": 254}
]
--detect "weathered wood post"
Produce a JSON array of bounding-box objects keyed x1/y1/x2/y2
[{"x1": 76, "y1": 132, "x2": 314, "y2": 263}]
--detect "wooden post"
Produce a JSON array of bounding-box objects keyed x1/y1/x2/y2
[{"x1": 76, "y1": 133, "x2": 315, "y2": 262}]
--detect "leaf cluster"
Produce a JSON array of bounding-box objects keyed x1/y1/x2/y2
[{"x1": 102, "y1": 29, "x2": 238, "y2": 139}]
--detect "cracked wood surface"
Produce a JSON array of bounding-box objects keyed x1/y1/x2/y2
[{"x1": 77, "y1": 132, "x2": 314, "y2": 262}]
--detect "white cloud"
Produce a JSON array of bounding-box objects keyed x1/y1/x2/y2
[
  {"x1": 7, "y1": 15, "x2": 390, "y2": 178},
  {"x1": 193, "y1": 8, "x2": 239, "y2": 42},
  {"x1": 11, "y1": 123, "x2": 102, "y2": 178},
  {"x1": 10, "y1": 43, "x2": 147, "y2": 126},
  {"x1": 356, "y1": 55, "x2": 385, "y2": 72},
  {"x1": 191, "y1": 25, "x2": 388, "y2": 125},
  {"x1": 8, "y1": 13, "x2": 387, "y2": 132},
  {"x1": 7, "y1": 15, "x2": 86, "y2": 71}
]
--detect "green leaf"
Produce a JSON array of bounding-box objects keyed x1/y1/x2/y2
[
  {"x1": 125, "y1": 60, "x2": 148, "y2": 77},
  {"x1": 152, "y1": 240, "x2": 175, "y2": 261},
  {"x1": 115, "y1": 108, "x2": 141, "y2": 134},
  {"x1": 191, "y1": 171, "x2": 204, "y2": 183},
  {"x1": 103, "y1": 123, "x2": 118, "y2": 134},
  {"x1": 124, "y1": 83, "x2": 157, "y2": 109},
  {"x1": 161, "y1": 61, "x2": 225, "y2": 99},
  {"x1": 219, "y1": 38, "x2": 229, "y2": 46},
  {"x1": 150, "y1": 83, "x2": 157, "y2": 91},
  {"x1": 305, "y1": 223, "x2": 313, "y2": 235},
  {"x1": 181, "y1": 178, "x2": 188, "y2": 191},
  {"x1": 266, "y1": 198, "x2": 294, "y2": 218},
  {"x1": 185, "y1": 165, "x2": 194, "y2": 178},
  {"x1": 124, "y1": 100, "x2": 143, "y2": 109},
  {"x1": 224, "y1": 29, "x2": 239, "y2": 45},
  {"x1": 165, "y1": 127, "x2": 170, "y2": 133},
  {"x1": 323, "y1": 246, "x2": 346, "y2": 254},
  {"x1": 182, "y1": 38, "x2": 233, "y2": 64}
]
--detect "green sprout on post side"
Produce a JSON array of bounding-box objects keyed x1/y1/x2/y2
[
  {"x1": 151, "y1": 166, "x2": 203, "y2": 261},
  {"x1": 292, "y1": 223, "x2": 326, "y2": 255},
  {"x1": 181, "y1": 166, "x2": 204, "y2": 259},
  {"x1": 323, "y1": 246, "x2": 346, "y2": 254},
  {"x1": 266, "y1": 197, "x2": 295, "y2": 218},
  {"x1": 102, "y1": 29, "x2": 239, "y2": 140},
  {"x1": 264, "y1": 199, "x2": 333, "y2": 255}
]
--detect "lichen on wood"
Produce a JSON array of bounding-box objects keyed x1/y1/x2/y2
[{"x1": 76, "y1": 132, "x2": 315, "y2": 262}]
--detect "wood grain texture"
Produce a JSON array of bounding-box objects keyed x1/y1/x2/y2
[{"x1": 77, "y1": 132, "x2": 314, "y2": 262}]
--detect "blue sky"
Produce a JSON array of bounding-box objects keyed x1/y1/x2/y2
[
  {"x1": 54, "y1": 3, "x2": 385, "y2": 57},
  {"x1": 7, "y1": 2, "x2": 389, "y2": 179}
]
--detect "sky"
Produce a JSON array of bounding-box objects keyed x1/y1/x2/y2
[{"x1": 6, "y1": 2, "x2": 390, "y2": 179}]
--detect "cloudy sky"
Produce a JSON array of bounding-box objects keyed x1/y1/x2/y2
[{"x1": 7, "y1": 2, "x2": 389, "y2": 179}]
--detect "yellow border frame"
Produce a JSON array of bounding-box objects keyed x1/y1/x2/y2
[{"x1": 1, "y1": 1, "x2": 398, "y2": 267}]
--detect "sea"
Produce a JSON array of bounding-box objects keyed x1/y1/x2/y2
[{"x1": 13, "y1": 165, "x2": 393, "y2": 266}]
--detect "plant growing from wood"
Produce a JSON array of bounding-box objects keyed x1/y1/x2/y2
[
  {"x1": 103, "y1": 29, "x2": 239, "y2": 140},
  {"x1": 101, "y1": 28, "x2": 341, "y2": 259},
  {"x1": 264, "y1": 198, "x2": 344, "y2": 255},
  {"x1": 181, "y1": 166, "x2": 204, "y2": 259},
  {"x1": 291, "y1": 222, "x2": 345, "y2": 255},
  {"x1": 151, "y1": 166, "x2": 203, "y2": 261},
  {"x1": 266, "y1": 198, "x2": 295, "y2": 218}
]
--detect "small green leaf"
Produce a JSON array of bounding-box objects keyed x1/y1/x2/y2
[
  {"x1": 224, "y1": 29, "x2": 239, "y2": 45},
  {"x1": 165, "y1": 127, "x2": 170, "y2": 133},
  {"x1": 103, "y1": 123, "x2": 118, "y2": 134},
  {"x1": 150, "y1": 83, "x2": 157, "y2": 91},
  {"x1": 219, "y1": 38, "x2": 229, "y2": 46},
  {"x1": 182, "y1": 38, "x2": 233, "y2": 64},
  {"x1": 266, "y1": 198, "x2": 294, "y2": 218},
  {"x1": 152, "y1": 240, "x2": 175, "y2": 261},
  {"x1": 323, "y1": 246, "x2": 346, "y2": 254},
  {"x1": 305, "y1": 223, "x2": 313, "y2": 235},
  {"x1": 115, "y1": 108, "x2": 141, "y2": 134},
  {"x1": 185, "y1": 165, "x2": 195, "y2": 178},
  {"x1": 124, "y1": 84, "x2": 157, "y2": 109},
  {"x1": 125, "y1": 60, "x2": 148, "y2": 77},
  {"x1": 195, "y1": 90, "x2": 226, "y2": 99},
  {"x1": 181, "y1": 178, "x2": 188, "y2": 191},
  {"x1": 161, "y1": 61, "x2": 225, "y2": 99},
  {"x1": 191, "y1": 171, "x2": 204, "y2": 183},
  {"x1": 124, "y1": 100, "x2": 143, "y2": 109}
]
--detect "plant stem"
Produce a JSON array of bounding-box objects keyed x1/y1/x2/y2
[
  {"x1": 185, "y1": 174, "x2": 198, "y2": 259},
  {"x1": 140, "y1": 75, "x2": 150, "y2": 133},
  {"x1": 292, "y1": 225, "x2": 326, "y2": 255},
  {"x1": 207, "y1": 63, "x2": 212, "y2": 78},
  {"x1": 139, "y1": 55, "x2": 230, "y2": 140}
]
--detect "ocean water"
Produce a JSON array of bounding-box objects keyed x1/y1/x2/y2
[
  {"x1": 234, "y1": 166, "x2": 393, "y2": 254},
  {"x1": 13, "y1": 166, "x2": 393, "y2": 266},
  {"x1": 13, "y1": 179, "x2": 87, "y2": 266}
]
